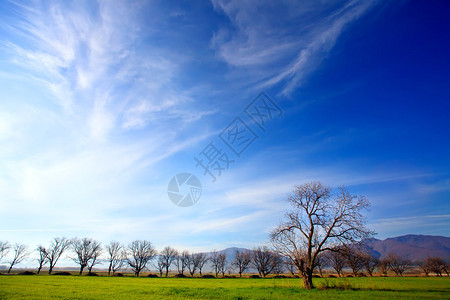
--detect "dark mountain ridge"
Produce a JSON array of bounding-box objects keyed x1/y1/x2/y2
[
  {"x1": 211, "y1": 235, "x2": 449, "y2": 263},
  {"x1": 363, "y1": 234, "x2": 450, "y2": 261}
]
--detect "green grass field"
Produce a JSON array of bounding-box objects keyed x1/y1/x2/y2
[{"x1": 0, "y1": 275, "x2": 449, "y2": 299}]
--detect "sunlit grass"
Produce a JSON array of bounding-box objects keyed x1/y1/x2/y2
[{"x1": 0, "y1": 275, "x2": 449, "y2": 299}]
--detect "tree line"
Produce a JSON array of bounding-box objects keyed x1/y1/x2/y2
[
  {"x1": 0, "y1": 238, "x2": 447, "y2": 279},
  {"x1": 0, "y1": 238, "x2": 287, "y2": 278},
  {"x1": 1, "y1": 182, "x2": 448, "y2": 290}
]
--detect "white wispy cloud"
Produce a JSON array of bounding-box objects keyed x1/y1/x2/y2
[
  {"x1": 0, "y1": 0, "x2": 219, "y2": 249},
  {"x1": 370, "y1": 214, "x2": 450, "y2": 238},
  {"x1": 211, "y1": 0, "x2": 378, "y2": 95}
]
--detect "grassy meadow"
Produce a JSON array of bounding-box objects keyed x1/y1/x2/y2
[{"x1": 0, "y1": 274, "x2": 449, "y2": 299}]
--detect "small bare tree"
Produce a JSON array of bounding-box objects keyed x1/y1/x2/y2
[
  {"x1": 210, "y1": 250, "x2": 221, "y2": 277},
  {"x1": 155, "y1": 255, "x2": 166, "y2": 277},
  {"x1": 326, "y1": 249, "x2": 346, "y2": 277},
  {"x1": 218, "y1": 253, "x2": 227, "y2": 277},
  {"x1": 186, "y1": 252, "x2": 209, "y2": 277},
  {"x1": 286, "y1": 260, "x2": 297, "y2": 276},
  {"x1": 418, "y1": 260, "x2": 431, "y2": 276},
  {"x1": 160, "y1": 246, "x2": 178, "y2": 277},
  {"x1": 360, "y1": 253, "x2": 379, "y2": 277},
  {"x1": 36, "y1": 246, "x2": 48, "y2": 274},
  {"x1": 46, "y1": 237, "x2": 71, "y2": 274},
  {"x1": 378, "y1": 257, "x2": 391, "y2": 276},
  {"x1": 252, "y1": 246, "x2": 277, "y2": 278},
  {"x1": 106, "y1": 241, "x2": 125, "y2": 275},
  {"x1": 272, "y1": 253, "x2": 285, "y2": 276},
  {"x1": 175, "y1": 250, "x2": 189, "y2": 275},
  {"x1": 8, "y1": 244, "x2": 28, "y2": 273},
  {"x1": 127, "y1": 240, "x2": 156, "y2": 277},
  {"x1": 232, "y1": 250, "x2": 252, "y2": 277},
  {"x1": 71, "y1": 238, "x2": 101, "y2": 275},
  {"x1": 424, "y1": 257, "x2": 447, "y2": 276},
  {"x1": 194, "y1": 253, "x2": 209, "y2": 276},
  {"x1": 0, "y1": 241, "x2": 10, "y2": 262},
  {"x1": 271, "y1": 182, "x2": 374, "y2": 289},
  {"x1": 71, "y1": 238, "x2": 89, "y2": 274},
  {"x1": 388, "y1": 254, "x2": 410, "y2": 277},
  {"x1": 87, "y1": 241, "x2": 102, "y2": 274},
  {"x1": 343, "y1": 247, "x2": 364, "y2": 276},
  {"x1": 187, "y1": 252, "x2": 197, "y2": 277},
  {"x1": 314, "y1": 253, "x2": 326, "y2": 277}
]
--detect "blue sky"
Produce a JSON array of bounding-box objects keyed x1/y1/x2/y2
[{"x1": 0, "y1": 0, "x2": 449, "y2": 260}]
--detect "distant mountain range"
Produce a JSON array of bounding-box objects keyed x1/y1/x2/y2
[
  {"x1": 363, "y1": 234, "x2": 450, "y2": 261},
  {"x1": 209, "y1": 235, "x2": 450, "y2": 263}
]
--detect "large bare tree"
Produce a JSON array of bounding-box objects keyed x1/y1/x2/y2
[
  {"x1": 36, "y1": 246, "x2": 48, "y2": 274},
  {"x1": 160, "y1": 246, "x2": 178, "y2": 277},
  {"x1": 127, "y1": 240, "x2": 156, "y2": 277},
  {"x1": 232, "y1": 250, "x2": 252, "y2": 277},
  {"x1": 7, "y1": 243, "x2": 28, "y2": 273},
  {"x1": 106, "y1": 241, "x2": 126, "y2": 275},
  {"x1": 271, "y1": 182, "x2": 374, "y2": 289},
  {"x1": 46, "y1": 237, "x2": 71, "y2": 274}
]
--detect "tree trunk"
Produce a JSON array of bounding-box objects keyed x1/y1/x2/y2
[
  {"x1": 302, "y1": 270, "x2": 314, "y2": 289},
  {"x1": 8, "y1": 265, "x2": 13, "y2": 273},
  {"x1": 48, "y1": 266, "x2": 53, "y2": 274}
]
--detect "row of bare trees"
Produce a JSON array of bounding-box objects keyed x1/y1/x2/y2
[
  {"x1": 418, "y1": 257, "x2": 449, "y2": 277},
  {"x1": 154, "y1": 246, "x2": 284, "y2": 278},
  {"x1": 0, "y1": 238, "x2": 156, "y2": 276},
  {"x1": 1, "y1": 238, "x2": 448, "y2": 279},
  {"x1": 325, "y1": 248, "x2": 411, "y2": 277},
  {"x1": 1, "y1": 182, "x2": 448, "y2": 290},
  {"x1": 0, "y1": 238, "x2": 281, "y2": 278}
]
